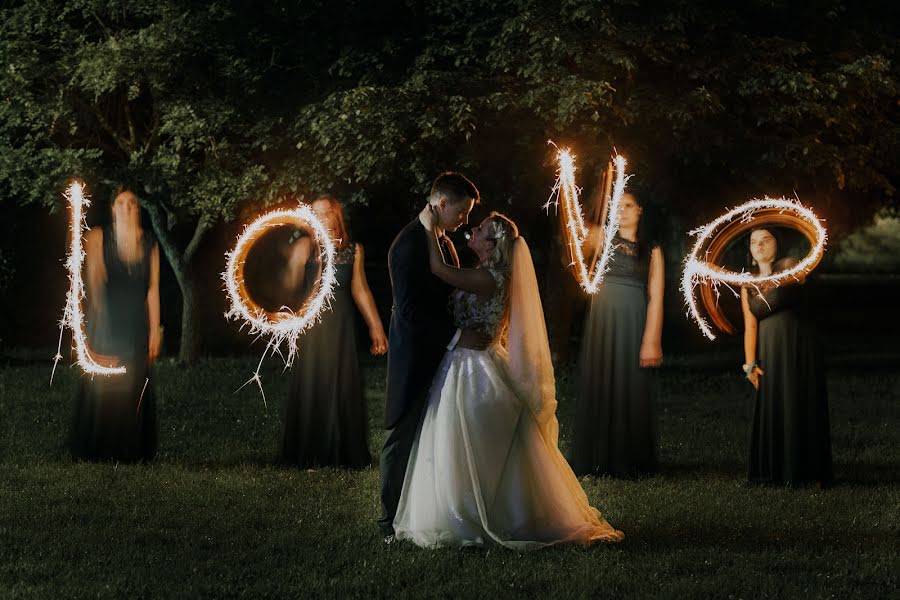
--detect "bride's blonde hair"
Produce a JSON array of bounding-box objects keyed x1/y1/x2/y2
[
  {"x1": 481, "y1": 212, "x2": 519, "y2": 274},
  {"x1": 478, "y1": 212, "x2": 518, "y2": 347}
]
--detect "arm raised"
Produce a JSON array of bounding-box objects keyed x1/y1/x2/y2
[{"x1": 425, "y1": 226, "x2": 495, "y2": 298}]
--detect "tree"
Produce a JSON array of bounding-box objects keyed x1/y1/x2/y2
[
  {"x1": 0, "y1": 0, "x2": 272, "y2": 361},
  {"x1": 2, "y1": 0, "x2": 897, "y2": 359},
  {"x1": 0, "y1": 0, "x2": 458, "y2": 360},
  {"x1": 274, "y1": 0, "x2": 899, "y2": 238}
]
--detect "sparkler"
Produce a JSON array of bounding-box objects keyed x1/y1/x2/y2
[
  {"x1": 223, "y1": 205, "x2": 336, "y2": 402},
  {"x1": 52, "y1": 181, "x2": 126, "y2": 383},
  {"x1": 546, "y1": 147, "x2": 629, "y2": 294},
  {"x1": 681, "y1": 197, "x2": 827, "y2": 340}
]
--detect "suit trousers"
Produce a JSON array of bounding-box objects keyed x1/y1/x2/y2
[{"x1": 377, "y1": 386, "x2": 431, "y2": 535}]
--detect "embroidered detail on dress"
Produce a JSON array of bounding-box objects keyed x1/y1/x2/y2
[{"x1": 450, "y1": 267, "x2": 509, "y2": 340}]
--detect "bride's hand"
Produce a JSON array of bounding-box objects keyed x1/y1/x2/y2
[{"x1": 420, "y1": 205, "x2": 437, "y2": 231}]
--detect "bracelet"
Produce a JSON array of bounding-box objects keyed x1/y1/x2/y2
[{"x1": 742, "y1": 361, "x2": 757, "y2": 377}]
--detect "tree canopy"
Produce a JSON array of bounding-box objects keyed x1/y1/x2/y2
[
  {"x1": 2, "y1": 0, "x2": 896, "y2": 355},
  {"x1": 280, "y1": 0, "x2": 898, "y2": 231}
]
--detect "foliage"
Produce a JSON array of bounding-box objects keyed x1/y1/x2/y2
[
  {"x1": 1, "y1": 0, "x2": 897, "y2": 358},
  {"x1": 279, "y1": 0, "x2": 899, "y2": 234},
  {"x1": 2, "y1": 0, "x2": 897, "y2": 223},
  {"x1": 0, "y1": 0, "x2": 281, "y2": 359},
  {"x1": 0, "y1": 0, "x2": 273, "y2": 215},
  {"x1": 833, "y1": 210, "x2": 900, "y2": 272}
]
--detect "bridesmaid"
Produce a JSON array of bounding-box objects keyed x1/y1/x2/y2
[
  {"x1": 280, "y1": 194, "x2": 388, "y2": 468},
  {"x1": 571, "y1": 192, "x2": 664, "y2": 477},
  {"x1": 72, "y1": 187, "x2": 161, "y2": 462},
  {"x1": 740, "y1": 227, "x2": 832, "y2": 486}
]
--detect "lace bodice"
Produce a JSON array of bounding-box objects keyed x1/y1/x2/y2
[
  {"x1": 332, "y1": 243, "x2": 357, "y2": 265},
  {"x1": 450, "y1": 267, "x2": 509, "y2": 341},
  {"x1": 302, "y1": 243, "x2": 357, "y2": 305},
  {"x1": 606, "y1": 235, "x2": 649, "y2": 283}
]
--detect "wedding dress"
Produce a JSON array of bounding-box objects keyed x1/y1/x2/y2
[{"x1": 393, "y1": 237, "x2": 624, "y2": 549}]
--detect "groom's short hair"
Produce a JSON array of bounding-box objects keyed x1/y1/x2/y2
[{"x1": 430, "y1": 172, "x2": 480, "y2": 206}]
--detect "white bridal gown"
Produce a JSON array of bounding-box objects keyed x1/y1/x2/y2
[{"x1": 393, "y1": 250, "x2": 624, "y2": 550}]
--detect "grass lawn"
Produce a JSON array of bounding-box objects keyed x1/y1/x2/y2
[{"x1": 1, "y1": 355, "x2": 897, "y2": 598}]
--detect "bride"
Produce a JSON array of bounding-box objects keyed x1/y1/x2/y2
[{"x1": 393, "y1": 210, "x2": 624, "y2": 549}]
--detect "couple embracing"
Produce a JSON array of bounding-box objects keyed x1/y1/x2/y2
[{"x1": 377, "y1": 172, "x2": 623, "y2": 549}]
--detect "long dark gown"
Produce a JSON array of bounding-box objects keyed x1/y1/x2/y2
[
  {"x1": 281, "y1": 243, "x2": 371, "y2": 468},
  {"x1": 71, "y1": 227, "x2": 158, "y2": 462},
  {"x1": 747, "y1": 270, "x2": 832, "y2": 485},
  {"x1": 571, "y1": 236, "x2": 658, "y2": 477}
]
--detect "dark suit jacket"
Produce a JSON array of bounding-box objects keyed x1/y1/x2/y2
[{"x1": 384, "y1": 217, "x2": 457, "y2": 429}]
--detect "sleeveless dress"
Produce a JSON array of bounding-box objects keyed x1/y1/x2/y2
[
  {"x1": 71, "y1": 227, "x2": 158, "y2": 462},
  {"x1": 746, "y1": 272, "x2": 832, "y2": 485},
  {"x1": 281, "y1": 243, "x2": 371, "y2": 468},
  {"x1": 393, "y1": 266, "x2": 623, "y2": 549},
  {"x1": 572, "y1": 236, "x2": 658, "y2": 477}
]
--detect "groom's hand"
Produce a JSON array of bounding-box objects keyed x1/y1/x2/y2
[{"x1": 457, "y1": 328, "x2": 492, "y2": 350}]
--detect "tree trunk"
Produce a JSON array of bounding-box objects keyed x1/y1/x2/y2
[
  {"x1": 142, "y1": 199, "x2": 211, "y2": 365},
  {"x1": 178, "y1": 279, "x2": 200, "y2": 364},
  {"x1": 161, "y1": 257, "x2": 202, "y2": 365}
]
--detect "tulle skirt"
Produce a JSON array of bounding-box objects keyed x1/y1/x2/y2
[{"x1": 393, "y1": 347, "x2": 623, "y2": 550}]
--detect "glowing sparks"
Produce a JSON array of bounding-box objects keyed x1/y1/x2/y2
[
  {"x1": 546, "y1": 147, "x2": 629, "y2": 294},
  {"x1": 52, "y1": 182, "x2": 126, "y2": 382},
  {"x1": 223, "y1": 205, "x2": 336, "y2": 400},
  {"x1": 681, "y1": 197, "x2": 827, "y2": 340},
  {"x1": 136, "y1": 377, "x2": 150, "y2": 415}
]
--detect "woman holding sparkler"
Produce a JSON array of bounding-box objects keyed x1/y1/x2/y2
[
  {"x1": 71, "y1": 187, "x2": 160, "y2": 462},
  {"x1": 571, "y1": 192, "x2": 664, "y2": 478},
  {"x1": 740, "y1": 227, "x2": 831, "y2": 486},
  {"x1": 280, "y1": 194, "x2": 387, "y2": 468}
]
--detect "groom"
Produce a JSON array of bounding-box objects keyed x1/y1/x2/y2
[{"x1": 378, "y1": 172, "x2": 482, "y2": 537}]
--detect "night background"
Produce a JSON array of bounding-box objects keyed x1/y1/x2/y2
[{"x1": 0, "y1": 1, "x2": 897, "y2": 597}]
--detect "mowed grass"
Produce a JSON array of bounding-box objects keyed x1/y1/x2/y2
[{"x1": 0, "y1": 355, "x2": 897, "y2": 598}]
